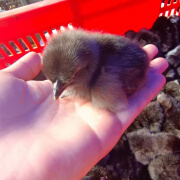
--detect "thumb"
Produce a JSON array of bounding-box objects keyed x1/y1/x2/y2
[{"x1": 2, "y1": 52, "x2": 42, "y2": 81}]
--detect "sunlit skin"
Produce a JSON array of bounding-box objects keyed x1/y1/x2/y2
[{"x1": 0, "y1": 45, "x2": 168, "y2": 180}]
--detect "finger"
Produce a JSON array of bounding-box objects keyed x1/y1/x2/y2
[
  {"x1": 27, "y1": 80, "x2": 53, "y2": 103},
  {"x1": 132, "y1": 73, "x2": 166, "y2": 110},
  {"x1": 143, "y1": 44, "x2": 159, "y2": 61},
  {"x1": 3, "y1": 52, "x2": 42, "y2": 81},
  {"x1": 149, "y1": 57, "x2": 169, "y2": 74}
]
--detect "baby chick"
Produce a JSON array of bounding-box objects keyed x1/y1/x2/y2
[
  {"x1": 126, "y1": 101, "x2": 164, "y2": 133},
  {"x1": 148, "y1": 154, "x2": 180, "y2": 180},
  {"x1": 151, "y1": 16, "x2": 178, "y2": 53},
  {"x1": 169, "y1": 15, "x2": 180, "y2": 43},
  {"x1": 163, "y1": 80, "x2": 180, "y2": 101},
  {"x1": 166, "y1": 45, "x2": 180, "y2": 68},
  {"x1": 42, "y1": 30, "x2": 149, "y2": 112},
  {"x1": 127, "y1": 128, "x2": 180, "y2": 165},
  {"x1": 125, "y1": 28, "x2": 163, "y2": 58},
  {"x1": 133, "y1": 28, "x2": 163, "y2": 58},
  {"x1": 124, "y1": 30, "x2": 137, "y2": 40},
  {"x1": 157, "y1": 91, "x2": 180, "y2": 133}
]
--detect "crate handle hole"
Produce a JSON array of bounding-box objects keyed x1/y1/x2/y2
[
  {"x1": 26, "y1": 36, "x2": 37, "y2": 49},
  {"x1": 68, "y1": 23, "x2": 74, "y2": 30},
  {"x1": 52, "y1": 28, "x2": 58, "y2": 35},
  {"x1": 6, "y1": 63, "x2": 11, "y2": 67},
  {"x1": 0, "y1": 53, "x2": 3, "y2": 59},
  {"x1": 43, "y1": 31, "x2": 51, "y2": 41},
  {"x1": 60, "y1": 26, "x2": 66, "y2": 32},
  {"x1": 9, "y1": 41, "x2": 21, "y2": 54},
  {"x1": 170, "y1": 8, "x2": 175, "y2": 15},
  {"x1": 35, "y1": 33, "x2": 45, "y2": 46},
  {"x1": 176, "y1": 7, "x2": 180, "y2": 15},
  {"x1": 18, "y1": 39, "x2": 29, "y2": 51},
  {"x1": 0, "y1": 44, "x2": 12, "y2": 56},
  {"x1": 165, "y1": 10, "x2": 169, "y2": 16}
]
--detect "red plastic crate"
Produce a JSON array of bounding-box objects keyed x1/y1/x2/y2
[
  {"x1": 0, "y1": 0, "x2": 179, "y2": 69},
  {"x1": 160, "y1": 0, "x2": 180, "y2": 16}
]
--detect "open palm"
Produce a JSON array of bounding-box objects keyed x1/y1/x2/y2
[{"x1": 0, "y1": 45, "x2": 168, "y2": 180}]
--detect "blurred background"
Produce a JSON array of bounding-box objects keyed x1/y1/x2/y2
[{"x1": 0, "y1": 0, "x2": 43, "y2": 11}]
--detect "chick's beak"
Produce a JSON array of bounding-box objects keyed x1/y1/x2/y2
[{"x1": 53, "y1": 79, "x2": 65, "y2": 100}]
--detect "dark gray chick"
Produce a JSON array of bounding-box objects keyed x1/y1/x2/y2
[
  {"x1": 127, "y1": 128, "x2": 180, "y2": 165},
  {"x1": 151, "y1": 16, "x2": 179, "y2": 53},
  {"x1": 133, "y1": 28, "x2": 163, "y2": 58},
  {"x1": 42, "y1": 30, "x2": 149, "y2": 112},
  {"x1": 163, "y1": 80, "x2": 180, "y2": 101},
  {"x1": 157, "y1": 91, "x2": 180, "y2": 134},
  {"x1": 148, "y1": 154, "x2": 180, "y2": 180},
  {"x1": 166, "y1": 45, "x2": 180, "y2": 68},
  {"x1": 124, "y1": 30, "x2": 137, "y2": 40},
  {"x1": 126, "y1": 101, "x2": 164, "y2": 133},
  {"x1": 169, "y1": 15, "x2": 180, "y2": 43}
]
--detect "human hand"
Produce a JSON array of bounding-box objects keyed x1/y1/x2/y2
[{"x1": 0, "y1": 45, "x2": 168, "y2": 180}]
